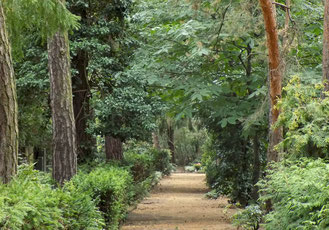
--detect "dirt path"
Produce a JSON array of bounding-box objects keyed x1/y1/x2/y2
[{"x1": 121, "y1": 172, "x2": 237, "y2": 230}]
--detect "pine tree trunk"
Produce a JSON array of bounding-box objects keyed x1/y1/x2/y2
[
  {"x1": 259, "y1": 0, "x2": 282, "y2": 162},
  {"x1": 323, "y1": 0, "x2": 329, "y2": 92},
  {"x1": 0, "y1": 4, "x2": 18, "y2": 184},
  {"x1": 167, "y1": 125, "x2": 175, "y2": 164},
  {"x1": 72, "y1": 49, "x2": 94, "y2": 162},
  {"x1": 48, "y1": 27, "x2": 77, "y2": 185},
  {"x1": 105, "y1": 136, "x2": 123, "y2": 161}
]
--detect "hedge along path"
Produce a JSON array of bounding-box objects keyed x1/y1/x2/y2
[{"x1": 121, "y1": 171, "x2": 237, "y2": 230}]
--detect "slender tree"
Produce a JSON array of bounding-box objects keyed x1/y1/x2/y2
[
  {"x1": 259, "y1": 0, "x2": 282, "y2": 162},
  {"x1": 167, "y1": 122, "x2": 176, "y2": 164},
  {"x1": 48, "y1": 0, "x2": 77, "y2": 185},
  {"x1": 69, "y1": 4, "x2": 94, "y2": 162},
  {"x1": 72, "y1": 48, "x2": 94, "y2": 162},
  {"x1": 105, "y1": 136, "x2": 123, "y2": 161},
  {"x1": 0, "y1": 4, "x2": 18, "y2": 183},
  {"x1": 323, "y1": 0, "x2": 329, "y2": 92},
  {"x1": 152, "y1": 132, "x2": 160, "y2": 149}
]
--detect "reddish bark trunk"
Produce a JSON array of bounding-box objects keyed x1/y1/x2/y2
[{"x1": 259, "y1": 0, "x2": 282, "y2": 162}]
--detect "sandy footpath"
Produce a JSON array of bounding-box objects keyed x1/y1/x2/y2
[{"x1": 121, "y1": 172, "x2": 236, "y2": 230}]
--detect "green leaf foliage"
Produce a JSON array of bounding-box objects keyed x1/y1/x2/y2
[
  {"x1": 0, "y1": 165, "x2": 104, "y2": 230},
  {"x1": 90, "y1": 72, "x2": 163, "y2": 141},
  {"x1": 275, "y1": 76, "x2": 329, "y2": 158},
  {"x1": 259, "y1": 159, "x2": 329, "y2": 230},
  {"x1": 3, "y1": 0, "x2": 80, "y2": 57},
  {"x1": 71, "y1": 166, "x2": 133, "y2": 229}
]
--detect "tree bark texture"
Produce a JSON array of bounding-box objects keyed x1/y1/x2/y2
[
  {"x1": 259, "y1": 0, "x2": 282, "y2": 162},
  {"x1": 72, "y1": 49, "x2": 94, "y2": 162},
  {"x1": 323, "y1": 0, "x2": 329, "y2": 92},
  {"x1": 167, "y1": 125, "x2": 175, "y2": 164},
  {"x1": 48, "y1": 29, "x2": 77, "y2": 185},
  {"x1": 105, "y1": 136, "x2": 123, "y2": 161},
  {"x1": 25, "y1": 146, "x2": 34, "y2": 164},
  {"x1": 282, "y1": 0, "x2": 291, "y2": 82},
  {"x1": 0, "y1": 5, "x2": 18, "y2": 184},
  {"x1": 152, "y1": 132, "x2": 160, "y2": 149}
]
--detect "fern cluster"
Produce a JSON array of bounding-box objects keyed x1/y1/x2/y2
[
  {"x1": 258, "y1": 159, "x2": 329, "y2": 229},
  {"x1": 275, "y1": 76, "x2": 329, "y2": 158}
]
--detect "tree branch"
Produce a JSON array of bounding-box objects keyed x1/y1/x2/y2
[{"x1": 272, "y1": 2, "x2": 295, "y2": 23}]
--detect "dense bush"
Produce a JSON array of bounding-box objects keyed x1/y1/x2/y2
[
  {"x1": 72, "y1": 165, "x2": 133, "y2": 229},
  {"x1": 275, "y1": 76, "x2": 329, "y2": 158},
  {"x1": 122, "y1": 141, "x2": 172, "y2": 201},
  {"x1": 259, "y1": 159, "x2": 329, "y2": 229},
  {"x1": 150, "y1": 148, "x2": 173, "y2": 175},
  {"x1": 0, "y1": 162, "x2": 160, "y2": 230},
  {"x1": 201, "y1": 134, "x2": 266, "y2": 205},
  {"x1": 124, "y1": 150, "x2": 155, "y2": 182},
  {"x1": 232, "y1": 205, "x2": 262, "y2": 230},
  {"x1": 123, "y1": 141, "x2": 173, "y2": 180},
  {"x1": 0, "y1": 141, "x2": 172, "y2": 230},
  {"x1": 0, "y1": 165, "x2": 104, "y2": 230}
]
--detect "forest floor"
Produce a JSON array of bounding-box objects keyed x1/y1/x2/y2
[{"x1": 121, "y1": 170, "x2": 237, "y2": 230}]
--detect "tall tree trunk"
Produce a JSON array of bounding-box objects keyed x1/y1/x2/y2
[
  {"x1": 0, "y1": 4, "x2": 18, "y2": 184},
  {"x1": 152, "y1": 132, "x2": 160, "y2": 149},
  {"x1": 323, "y1": 0, "x2": 329, "y2": 92},
  {"x1": 72, "y1": 49, "x2": 94, "y2": 162},
  {"x1": 251, "y1": 134, "x2": 261, "y2": 200},
  {"x1": 25, "y1": 146, "x2": 34, "y2": 164},
  {"x1": 259, "y1": 0, "x2": 282, "y2": 162},
  {"x1": 167, "y1": 125, "x2": 175, "y2": 164},
  {"x1": 282, "y1": 0, "x2": 291, "y2": 82},
  {"x1": 105, "y1": 136, "x2": 123, "y2": 161},
  {"x1": 48, "y1": 24, "x2": 77, "y2": 185}
]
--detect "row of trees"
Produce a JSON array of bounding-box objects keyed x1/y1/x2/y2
[
  {"x1": 2, "y1": 0, "x2": 329, "y2": 206},
  {"x1": 0, "y1": 0, "x2": 79, "y2": 184},
  {"x1": 1, "y1": 0, "x2": 165, "y2": 185}
]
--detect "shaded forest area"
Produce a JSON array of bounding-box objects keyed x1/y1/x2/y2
[{"x1": 1, "y1": 0, "x2": 329, "y2": 229}]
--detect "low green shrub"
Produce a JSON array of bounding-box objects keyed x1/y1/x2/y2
[
  {"x1": 124, "y1": 151, "x2": 155, "y2": 182},
  {"x1": 0, "y1": 165, "x2": 63, "y2": 230},
  {"x1": 59, "y1": 182, "x2": 105, "y2": 229},
  {"x1": 132, "y1": 171, "x2": 162, "y2": 200},
  {"x1": 0, "y1": 165, "x2": 104, "y2": 230},
  {"x1": 72, "y1": 165, "x2": 133, "y2": 229},
  {"x1": 232, "y1": 205, "x2": 262, "y2": 230},
  {"x1": 150, "y1": 148, "x2": 173, "y2": 175},
  {"x1": 185, "y1": 165, "x2": 195, "y2": 172},
  {"x1": 205, "y1": 189, "x2": 220, "y2": 199},
  {"x1": 0, "y1": 149, "x2": 166, "y2": 230},
  {"x1": 123, "y1": 140, "x2": 173, "y2": 176},
  {"x1": 259, "y1": 158, "x2": 329, "y2": 229}
]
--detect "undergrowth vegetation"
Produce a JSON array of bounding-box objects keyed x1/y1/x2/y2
[
  {"x1": 0, "y1": 144, "x2": 172, "y2": 230},
  {"x1": 259, "y1": 159, "x2": 329, "y2": 229},
  {"x1": 233, "y1": 78, "x2": 329, "y2": 229}
]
